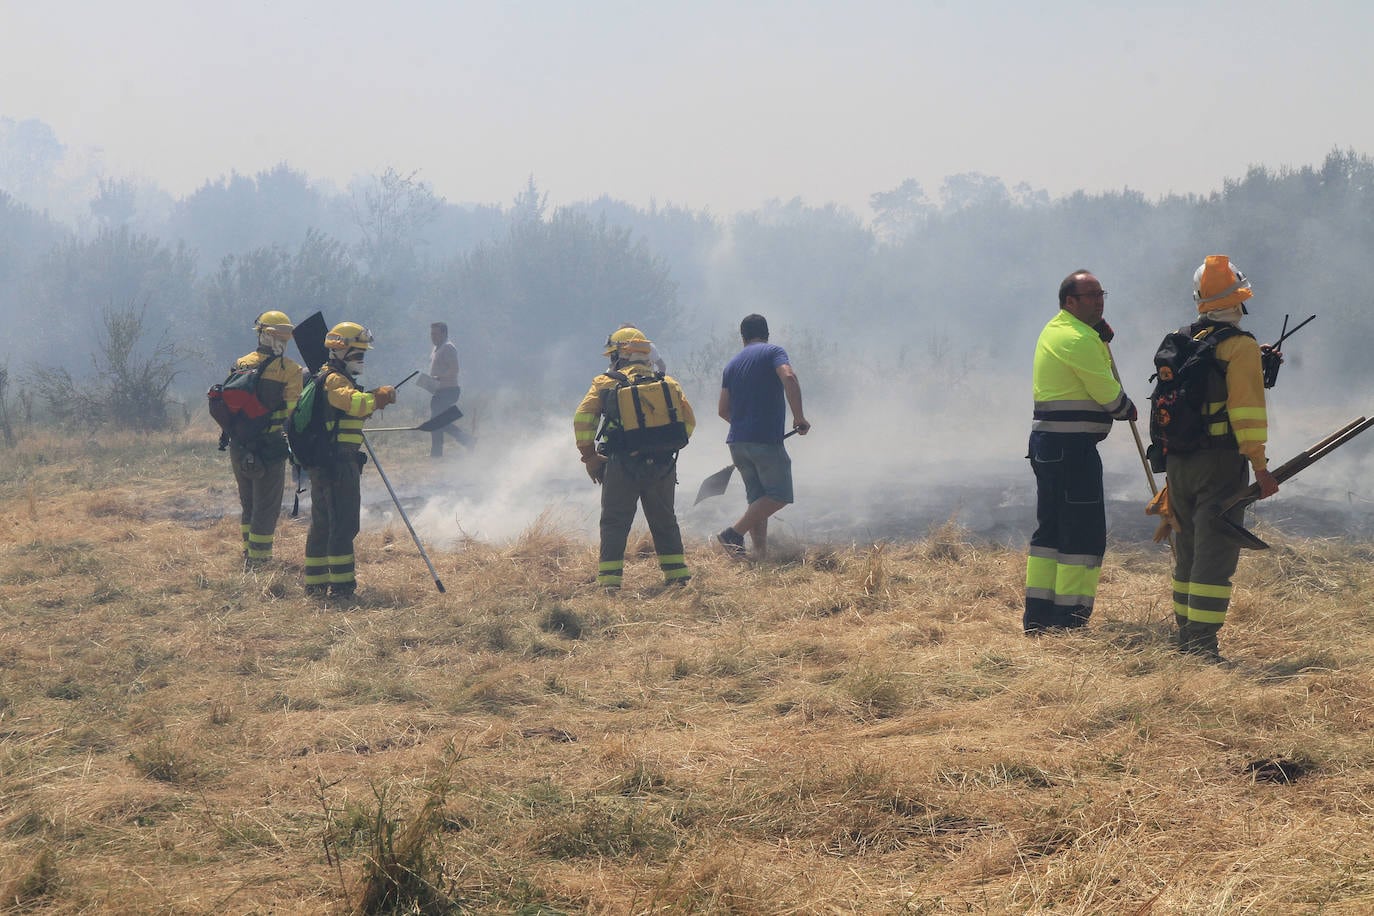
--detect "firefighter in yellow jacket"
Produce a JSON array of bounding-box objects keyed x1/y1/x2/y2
[
  {"x1": 574, "y1": 327, "x2": 696, "y2": 589},
  {"x1": 1158, "y1": 256, "x2": 1279, "y2": 661},
  {"x1": 303, "y1": 322, "x2": 396, "y2": 599},
  {"x1": 1025, "y1": 270, "x2": 1136, "y2": 632},
  {"x1": 230, "y1": 311, "x2": 304, "y2": 567}
]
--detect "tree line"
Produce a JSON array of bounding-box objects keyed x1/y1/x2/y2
[{"x1": 2, "y1": 132, "x2": 1372, "y2": 434}]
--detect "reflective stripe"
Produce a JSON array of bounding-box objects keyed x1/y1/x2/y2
[
  {"x1": 1031, "y1": 396, "x2": 1113, "y2": 431},
  {"x1": 304, "y1": 558, "x2": 329, "y2": 586},
  {"x1": 1054, "y1": 564, "x2": 1100, "y2": 605},
  {"x1": 599, "y1": 560, "x2": 624, "y2": 572},
  {"x1": 1177, "y1": 579, "x2": 1231, "y2": 623},
  {"x1": 574, "y1": 410, "x2": 598, "y2": 444},
  {"x1": 1026, "y1": 554, "x2": 1056, "y2": 590},
  {"x1": 1234, "y1": 427, "x2": 1266, "y2": 443},
  {"x1": 1229, "y1": 406, "x2": 1266, "y2": 421},
  {"x1": 1172, "y1": 579, "x2": 1190, "y2": 614},
  {"x1": 1032, "y1": 418, "x2": 1113, "y2": 434},
  {"x1": 1024, "y1": 586, "x2": 1097, "y2": 608},
  {"x1": 246, "y1": 531, "x2": 274, "y2": 560},
  {"x1": 1028, "y1": 545, "x2": 1102, "y2": 570},
  {"x1": 1189, "y1": 581, "x2": 1232, "y2": 599},
  {"x1": 1025, "y1": 549, "x2": 1101, "y2": 607},
  {"x1": 1035, "y1": 399, "x2": 1102, "y2": 412}
]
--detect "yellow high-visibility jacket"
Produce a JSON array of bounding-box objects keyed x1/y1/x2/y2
[
  {"x1": 322, "y1": 368, "x2": 378, "y2": 450},
  {"x1": 1209, "y1": 333, "x2": 1269, "y2": 471},
  {"x1": 574, "y1": 363, "x2": 695, "y2": 463},
  {"x1": 231, "y1": 349, "x2": 304, "y2": 436},
  {"x1": 1032, "y1": 310, "x2": 1133, "y2": 437}
]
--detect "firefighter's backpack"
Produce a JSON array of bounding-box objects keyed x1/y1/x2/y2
[
  {"x1": 286, "y1": 370, "x2": 338, "y2": 468},
  {"x1": 1145, "y1": 322, "x2": 1248, "y2": 471},
  {"x1": 601, "y1": 370, "x2": 690, "y2": 456},
  {"x1": 207, "y1": 355, "x2": 279, "y2": 449}
]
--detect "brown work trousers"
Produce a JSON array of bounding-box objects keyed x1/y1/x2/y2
[
  {"x1": 304, "y1": 451, "x2": 363, "y2": 591},
  {"x1": 230, "y1": 442, "x2": 286, "y2": 561},
  {"x1": 1167, "y1": 448, "x2": 1249, "y2": 628},
  {"x1": 598, "y1": 454, "x2": 688, "y2": 587}
]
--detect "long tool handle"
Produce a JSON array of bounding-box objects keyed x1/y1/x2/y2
[
  {"x1": 1270, "y1": 416, "x2": 1368, "y2": 483},
  {"x1": 366, "y1": 405, "x2": 464, "y2": 434},
  {"x1": 1221, "y1": 416, "x2": 1374, "y2": 512},
  {"x1": 361, "y1": 434, "x2": 446, "y2": 593},
  {"x1": 1105, "y1": 342, "x2": 1172, "y2": 551},
  {"x1": 1104, "y1": 342, "x2": 1158, "y2": 496}
]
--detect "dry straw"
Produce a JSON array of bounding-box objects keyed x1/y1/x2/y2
[{"x1": 2, "y1": 430, "x2": 1373, "y2": 912}]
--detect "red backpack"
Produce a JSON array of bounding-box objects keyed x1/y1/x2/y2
[{"x1": 208, "y1": 356, "x2": 279, "y2": 449}]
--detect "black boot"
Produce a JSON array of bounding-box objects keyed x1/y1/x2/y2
[
  {"x1": 1174, "y1": 614, "x2": 1189, "y2": 650},
  {"x1": 1180, "y1": 621, "x2": 1226, "y2": 664}
]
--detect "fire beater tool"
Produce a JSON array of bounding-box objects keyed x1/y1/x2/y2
[
  {"x1": 1214, "y1": 415, "x2": 1374, "y2": 550},
  {"x1": 694, "y1": 429, "x2": 799, "y2": 506}
]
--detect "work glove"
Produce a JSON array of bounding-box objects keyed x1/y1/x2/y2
[
  {"x1": 1093, "y1": 319, "x2": 1115, "y2": 343},
  {"x1": 1145, "y1": 485, "x2": 1180, "y2": 543},
  {"x1": 584, "y1": 455, "x2": 607, "y2": 484},
  {"x1": 372, "y1": 385, "x2": 397, "y2": 408}
]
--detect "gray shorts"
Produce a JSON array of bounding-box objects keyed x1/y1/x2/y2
[{"x1": 728, "y1": 441, "x2": 793, "y2": 505}]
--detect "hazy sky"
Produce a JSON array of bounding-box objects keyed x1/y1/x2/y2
[{"x1": 3, "y1": 0, "x2": 1371, "y2": 215}]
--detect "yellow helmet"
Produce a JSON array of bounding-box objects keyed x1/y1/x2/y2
[
  {"x1": 325, "y1": 321, "x2": 374, "y2": 352},
  {"x1": 253, "y1": 310, "x2": 294, "y2": 333},
  {"x1": 603, "y1": 326, "x2": 651, "y2": 358}
]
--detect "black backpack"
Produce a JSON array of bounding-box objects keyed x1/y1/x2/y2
[
  {"x1": 1145, "y1": 322, "x2": 1249, "y2": 471},
  {"x1": 599, "y1": 370, "x2": 690, "y2": 457},
  {"x1": 207, "y1": 355, "x2": 279, "y2": 450},
  {"x1": 287, "y1": 369, "x2": 338, "y2": 467}
]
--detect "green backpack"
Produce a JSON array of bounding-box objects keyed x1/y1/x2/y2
[{"x1": 287, "y1": 370, "x2": 337, "y2": 467}]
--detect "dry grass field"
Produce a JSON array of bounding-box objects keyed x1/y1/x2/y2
[{"x1": 3, "y1": 430, "x2": 1374, "y2": 914}]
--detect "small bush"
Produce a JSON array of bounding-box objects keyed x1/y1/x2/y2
[
  {"x1": 129, "y1": 736, "x2": 199, "y2": 783},
  {"x1": 345, "y1": 750, "x2": 464, "y2": 914}
]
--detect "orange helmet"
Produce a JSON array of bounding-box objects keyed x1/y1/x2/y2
[{"x1": 1193, "y1": 255, "x2": 1253, "y2": 313}]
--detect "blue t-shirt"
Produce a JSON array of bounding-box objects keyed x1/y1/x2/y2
[{"x1": 722, "y1": 342, "x2": 790, "y2": 444}]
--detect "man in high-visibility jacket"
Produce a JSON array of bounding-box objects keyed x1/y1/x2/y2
[
  {"x1": 1158, "y1": 256, "x2": 1279, "y2": 661},
  {"x1": 1025, "y1": 270, "x2": 1136, "y2": 632}
]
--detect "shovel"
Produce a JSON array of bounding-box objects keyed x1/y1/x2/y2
[
  {"x1": 366, "y1": 404, "x2": 463, "y2": 433},
  {"x1": 694, "y1": 429, "x2": 799, "y2": 506},
  {"x1": 1213, "y1": 415, "x2": 1374, "y2": 550}
]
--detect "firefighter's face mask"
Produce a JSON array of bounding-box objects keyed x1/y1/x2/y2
[
  {"x1": 259, "y1": 327, "x2": 290, "y2": 355},
  {"x1": 345, "y1": 350, "x2": 365, "y2": 378}
]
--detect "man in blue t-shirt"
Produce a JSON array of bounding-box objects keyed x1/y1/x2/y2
[{"x1": 716, "y1": 314, "x2": 811, "y2": 559}]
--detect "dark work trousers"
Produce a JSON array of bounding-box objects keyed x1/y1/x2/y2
[
  {"x1": 230, "y1": 442, "x2": 286, "y2": 561},
  {"x1": 1166, "y1": 449, "x2": 1248, "y2": 629},
  {"x1": 597, "y1": 454, "x2": 690, "y2": 587},
  {"x1": 1024, "y1": 432, "x2": 1107, "y2": 632},
  {"x1": 304, "y1": 452, "x2": 363, "y2": 593},
  {"x1": 429, "y1": 386, "x2": 463, "y2": 457}
]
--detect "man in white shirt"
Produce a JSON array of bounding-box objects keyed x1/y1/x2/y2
[{"x1": 419, "y1": 322, "x2": 469, "y2": 457}]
